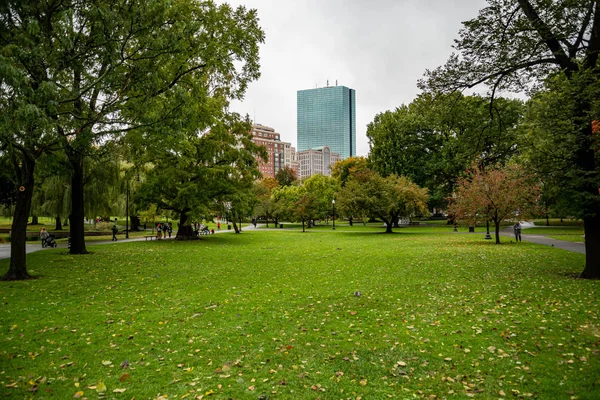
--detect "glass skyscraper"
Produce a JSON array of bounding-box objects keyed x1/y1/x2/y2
[{"x1": 297, "y1": 85, "x2": 356, "y2": 159}]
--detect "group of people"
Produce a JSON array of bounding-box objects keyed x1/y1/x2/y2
[{"x1": 156, "y1": 222, "x2": 173, "y2": 239}]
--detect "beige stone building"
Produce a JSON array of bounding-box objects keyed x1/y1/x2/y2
[{"x1": 297, "y1": 146, "x2": 341, "y2": 180}]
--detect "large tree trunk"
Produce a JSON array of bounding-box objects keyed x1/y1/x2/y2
[
  {"x1": 494, "y1": 220, "x2": 501, "y2": 244},
  {"x1": 69, "y1": 156, "x2": 87, "y2": 254},
  {"x1": 3, "y1": 155, "x2": 35, "y2": 281},
  {"x1": 382, "y1": 217, "x2": 393, "y2": 233},
  {"x1": 581, "y1": 214, "x2": 600, "y2": 279},
  {"x1": 55, "y1": 215, "x2": 62, "y2": 231},
  {"x1": 576, "y1": 115, "x2": 600, "y2": 278},
  {"x1": 175, "y1": 210, "x2": 198, "y2": 240},
  {"x1": 30, "y1": 215, "x2": 39, "y2": 225}
]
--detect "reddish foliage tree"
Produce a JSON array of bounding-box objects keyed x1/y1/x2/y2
[{"x1": 449, "y1": 164, "x2": 541, "y2": 244}]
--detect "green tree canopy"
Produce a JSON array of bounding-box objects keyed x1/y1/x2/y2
[
  {"x1": 1, "y1": 0, "x2": 264, "y2": 278},
  {"x1": 418, "y1": 0, "x2": 600, "y2": 278},
  {"x1": 337, "y1": 170, "x2": 429, "y2": 233},
  {"x1": 367, "y1": 93, "x2": 523, "y2": 210}
]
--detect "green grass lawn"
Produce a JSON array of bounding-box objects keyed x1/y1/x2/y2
[{"x1": 1, "y1": 228, "x2": 599, "y2": 399}]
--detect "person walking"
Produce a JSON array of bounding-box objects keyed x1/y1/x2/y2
[
  {"x1": 40, "y1": 227, "x2": 49, "y2": 248},
  {"x1": 513, "y1": 222, "x2": 522, "y2": 242},
  {"x1": 111, "y1": 224, "x2": 118, "y2": 241},
  {"x1": 167, "y1": 223, "x2": 172, "y2": 238},
  {"x1": 217, "y1": 221, "x2": 221, "y2": 230}
]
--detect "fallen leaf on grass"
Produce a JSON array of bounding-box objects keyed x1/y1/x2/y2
[
  {"x1": 73, "y1": 391, "x2": 84, "y2": 398},
  {"x1": 96, "y1": 381, "x2": 107, "y2": 395},
  {"x1": 113, "y1": 388, "x2": 126, "y2": 393}
]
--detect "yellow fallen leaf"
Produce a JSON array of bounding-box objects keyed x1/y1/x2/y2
[
  {"x1": 73, "y1": 391, "x2": 84, "y2": 398},
  {"x1": 113, "y1": 388, "x2": 126, "y2": 393},
  {"x1": 96, "y1": 381, "x2": 107, "y2": 395}
]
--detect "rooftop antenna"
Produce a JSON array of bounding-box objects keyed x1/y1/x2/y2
[
  {"x1": 327, "y1": 79, "x2": 329, "y2": 87},
  {"x1": 336, "y1": 80, "x2": 338, "y2": 86}
]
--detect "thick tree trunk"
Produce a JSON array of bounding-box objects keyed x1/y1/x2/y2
[
  {"x1": 494, "y1": 220, "x2": 501, "y2": 244},
  {"x1": 30, "y1": 215, "x2": 39, "y2": 225},
  {"x1": 232, "y1": 219, "x2": 240, "y2": 233},
  {"x1": 69, "y1": 157, "x2": 87, "y2": 254},
  {"x1": 581, "y1": 214, "x2": 600, "y2": 279},
  {"x1": 176, "y1": 210, "x2": 198, "y2": 240},
  {"x1": 3, "y1": 156, "x2": 35, "y2": 281},
  {"x1": 575, "y1": 116, "x2": 600, "y2": 278},
  {"x1": 382, "y1": 217, "x2": 393, "y2": 233},
  {"x1": 55, "y1": 215, "x2": 62, "y2": 231}
]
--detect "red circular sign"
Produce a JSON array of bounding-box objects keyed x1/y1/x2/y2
[{"x1": 19, "y1": 186, "x2": 25, "y2": 192}]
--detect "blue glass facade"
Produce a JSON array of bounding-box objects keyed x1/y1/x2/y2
[{"x1": 297, "y1": 85, "x2": 356, "y2": 159}]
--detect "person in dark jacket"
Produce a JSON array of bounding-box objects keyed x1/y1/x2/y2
[{"x1": 513, "y1": 222, "x2": 522, "y2": 242}]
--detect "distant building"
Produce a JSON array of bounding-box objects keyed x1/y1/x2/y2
[
  {"x1": 297, "y1": 146, "x2": 341, "y2": 180},
  {"x1": 297, "y1": 84, "x2": 356, "y2": 159},
  {"x1": 250, "y1": 124, "x2": 296, "y2": 179},
  {"x1": 283, "y1": 142, "x2": 300, "y2": 179}
]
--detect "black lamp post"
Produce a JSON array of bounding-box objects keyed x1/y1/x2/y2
[{"x1": 332, "y1": 199, "x2": 336, "y2": 230}]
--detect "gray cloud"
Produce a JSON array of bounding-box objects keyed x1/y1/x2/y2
[{"x1": 228, "y1": 0, "x2": 487, "y2": 156}]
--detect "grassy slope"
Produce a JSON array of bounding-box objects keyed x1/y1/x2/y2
[{"x1": 0, "y1": 227, "x2": 599, "y2": 399}]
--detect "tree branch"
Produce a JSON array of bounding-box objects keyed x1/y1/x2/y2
[{"x1": 516, "y1": 0, "x2": 578, "y2": 75}]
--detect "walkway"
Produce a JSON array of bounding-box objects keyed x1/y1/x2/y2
[
  {"x1": 499, "y1": 228, "x2": 585, "y2": 254},
  {"x1": 0, "y1": 224, "x2": 263, "y2": 261}
]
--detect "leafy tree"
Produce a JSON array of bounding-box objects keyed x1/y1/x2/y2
[
  {"x1": 367, "y1": 93, "x2": 523, "y2": 210},
  {"x1": 1, "y1": 0, "x2": 264, "y2": 275},
  {"x1": 331, "y1": 156, "x2": 369, "y2": 187},
  {"x1": 272, "y1": 185, "x2": 316, "y2": 232},
  {"x1": 520, "y1": 76, "x2": 593, "y2": 223},
  {"x1": 136, "y1": 117, "x2": 264, "y2": 239},
  {"x1": 337, "y1": 170, "x2": 428, "y2": 233},
  {"x1": 303, "y1": 174, "x2": 338, "y2": 222},
  {"x1": 449, "y1": 163, "x2": 541, "y2": 244},
  {"x1": 253, "y1": 178, "x2": 279, "y2": 227},
  {"x1": 336, "y1": 169, "x2": 377, "y2": 225},
  {"x1": 419, "y1": 0, "x2": 600, "y2": 278},
  {"x1": 275, "y1": 165, "x2": 298, "y2": 187}
]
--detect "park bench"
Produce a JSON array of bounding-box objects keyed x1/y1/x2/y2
[{"x1": 144, "y1": 235, "x2": 155, "y2": 241}]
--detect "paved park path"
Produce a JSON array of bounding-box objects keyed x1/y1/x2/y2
[
  {"x1": 0, "y1": 224, "x2": 260, "y2": 261},
  {"x1": 499, "y1": 228, "x2": 585, "y2": 254}
]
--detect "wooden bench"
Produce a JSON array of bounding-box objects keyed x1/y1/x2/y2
[{"x1": 144, "y1": 235, "x2": 156, "y2": 241}]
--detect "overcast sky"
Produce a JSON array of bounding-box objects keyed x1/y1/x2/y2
[{"x1": 228, "y1": 0, "x2": 488, "y2": 156}]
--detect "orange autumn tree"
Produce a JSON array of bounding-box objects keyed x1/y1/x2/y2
[{"x1": 449, "y1": 163, "x2": 541, "y2": 244}]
